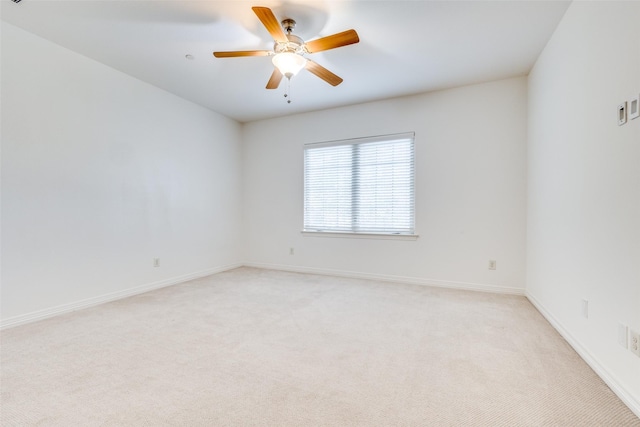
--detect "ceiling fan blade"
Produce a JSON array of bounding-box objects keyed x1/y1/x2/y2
[
  {"x1": 266, "y1": 68, "x2": 283, "y2": 89},
  {"x1": 213, "y1": 50, "x2": 271, "y2": 58},
  {"x1": 304, "y1": 29, "x2": 360, "y2": 53},
  {"x1": 252, "y1": 6, "x2": 288, "y2": 43},
  {"x1": 305, "y1": 60, "x2": 343, "y2": 86}
]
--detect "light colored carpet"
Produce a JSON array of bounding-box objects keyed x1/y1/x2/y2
[{"x1": 1, "y1": 267, "x2": 638, "y2": 426}]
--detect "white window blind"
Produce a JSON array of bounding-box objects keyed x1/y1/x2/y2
[{"x1": 304, "y1": 132, "x2": 415, "y2": 235}]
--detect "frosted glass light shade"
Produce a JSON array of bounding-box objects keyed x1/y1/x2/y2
[{"x1": 272, "y1": 52, "x2": 307, "y2": 78}]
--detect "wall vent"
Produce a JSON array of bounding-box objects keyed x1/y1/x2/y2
[{"x1": 12, "y1": 0, "x2": 22, "y2": 3}]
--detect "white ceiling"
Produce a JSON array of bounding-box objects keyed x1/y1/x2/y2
[{"x1": 1, "y1": 0, "x2": 571, "y2": 123}]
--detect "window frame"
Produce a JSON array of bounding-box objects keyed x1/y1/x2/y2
[{"x1": 302, "y1": 132, "x2": 418, "y2": 240}]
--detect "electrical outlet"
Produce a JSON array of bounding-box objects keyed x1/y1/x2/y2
[
  {"x1": 630, "y1": 330, "x2": 640, "y2": 357},
  {"x1": 153, "y1": 258, "x2": 160, "y2": 267},
  {"x1": 618, "y1": 324, "x2": 628, "y2": 349},
  {"x1": 581, "y1": 299, "x2": 589, "y2": 319},
  {"x1": 488, "y1": 260, "x2": 496, "y2": 270}
]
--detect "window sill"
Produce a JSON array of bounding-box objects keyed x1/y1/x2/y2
[{"x1": 301, "y1": 231, "x2": 419, "y2": 241}]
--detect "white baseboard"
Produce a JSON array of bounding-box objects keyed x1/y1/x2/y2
[
  {"x1": 526, "y1": 292, "x2": 640, "y2": 419},
  {"x1": 243, "y1": 262, "x2": 525, "y2": 295},
  {"x1": 1, "y1": 263, "x2": 522, "y2": 331},
  {"x1": 0, "y1": 263, "x2": 242, "y2": 330}
]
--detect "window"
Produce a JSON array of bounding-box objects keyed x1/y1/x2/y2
[{"x1": 304, "y1": 132, "x2": 415, "y2": 235}]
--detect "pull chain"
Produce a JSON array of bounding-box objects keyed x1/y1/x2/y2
[{"x1": 284, "y1": 77, "x2": 292, "y2": 104}]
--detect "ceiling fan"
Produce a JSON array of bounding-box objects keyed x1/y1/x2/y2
[{"x1": 213, "y1": 6, "x2": 359, "y2": 91}]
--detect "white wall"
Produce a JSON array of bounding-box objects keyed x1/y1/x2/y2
[
  {"x1": 242, "y1": 77, "x2": 528, "y2": 293},
  {"x1": 527, "y1": 1, "x2": 640, "y2": 415},
  {"x1": 1, "y1": 23, "x2": 243, "y2": 325}
]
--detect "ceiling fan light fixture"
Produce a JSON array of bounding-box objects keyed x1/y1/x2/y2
[{"x1": 272, "y1": 52, "x2": 307, "y2": 78}]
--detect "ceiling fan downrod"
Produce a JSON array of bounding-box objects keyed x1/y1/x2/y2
[{"x1": 282, "y1": 18, "x2": 296, "y2": 35}]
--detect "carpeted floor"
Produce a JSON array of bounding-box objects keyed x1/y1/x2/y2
[{"x1": 1, "y1": 267, "x2": 639, "y2": 426}]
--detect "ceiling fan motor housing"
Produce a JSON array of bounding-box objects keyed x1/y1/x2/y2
[{"x1": 274, "y1": 34, "x2": 306, "y2": 55}]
